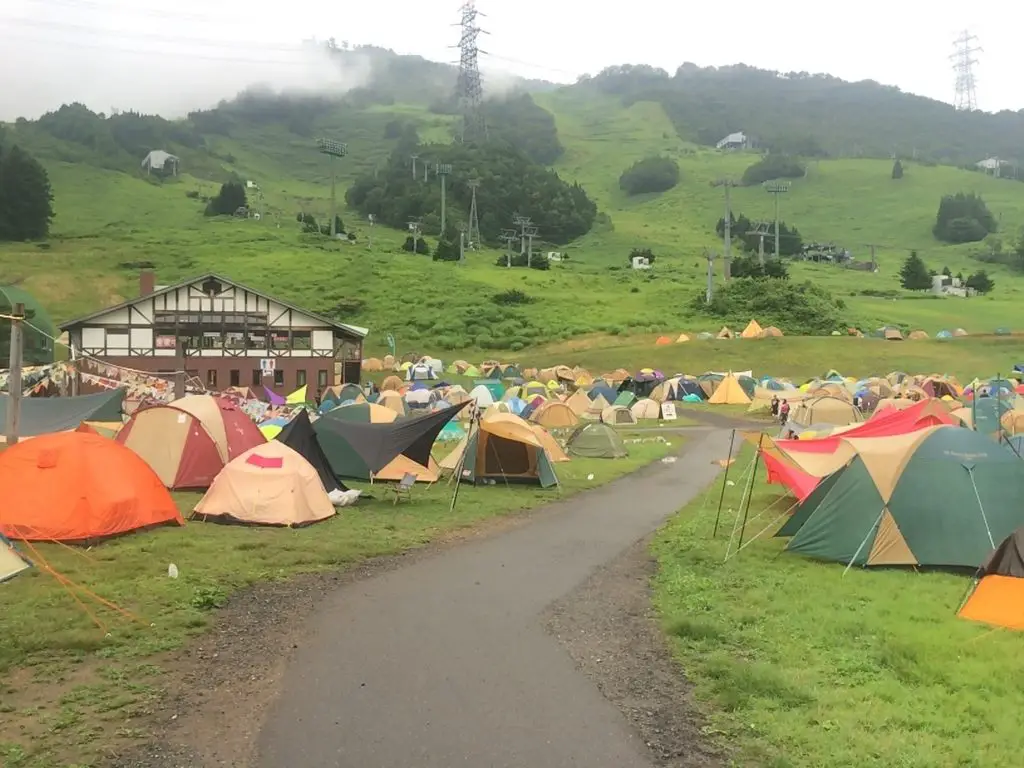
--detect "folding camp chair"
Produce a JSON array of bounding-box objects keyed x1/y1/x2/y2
[{"x1": 391, "y1": 472, "x2": 417, "y2": 505}]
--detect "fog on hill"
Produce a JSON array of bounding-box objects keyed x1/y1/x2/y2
[{"x1": 0, "y1": 38, "x2": 377, "y2": 121}]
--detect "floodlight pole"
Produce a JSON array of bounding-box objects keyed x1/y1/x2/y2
[
  {"x1": 764, "y1": 181, "x2": 790, "y2": 260},
  {"x1": 704, "y1": 249, "x2": 715, "y2": 304},
  {"x1": 712, "y1": 179, "x2": 737, "y2": 280},
  {"x1": 317, "y1": 138, "x2": 348, "y2": 238},
  {"x1": 436, "y1": 163, "x2": 453, "y2": 236}
]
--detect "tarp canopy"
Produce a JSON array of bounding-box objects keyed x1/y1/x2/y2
[
  {"x1": 315, "y1": 402, "x2": 468, "y2": 479},
  {"x1": 275, "y1": 409, "x2": 348, "y2": 493},
  {"x1": 0, "y1": 389, "x2": 124, "y2": 437}
]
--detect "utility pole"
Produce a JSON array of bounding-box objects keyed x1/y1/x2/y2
[
  {"x1": 764, "y1": 181, "x2": 790, "y2": 260},
  {"x1": 704, "y1": 251, "x2": 715, "y2": 304},
  {"x1": 500, "y1": 229, "x2": 517, "y2": 268},
  {"x1": 513, "y1": 214, "x2": 532, "y2": 258},
  {"x1": 525, "y1": 226, "x2": 538, "y2": 268},
  {"x1": 459, "y1": 227, "x2": 467, "y2": 263},
  {"x1": 407, "y1": 219, "x2": 422, "y2": 254},
  {"x1": 410, "y1": 154, "x2": 419, "y2": 180},
  {"x1": 5, "y1": 303, "x2": 24, "y2": 445},
  {"x1": 368, "y1": 213, "x2": 375, "y2": 250},
  {"x1": 711, "y1": 179, "x2": 737, "y2": 280},
  {"x1": 423, "y1": 160, "x2": 430, "y2": 183},
  {"x1": 436, "y1": 163, "x2": 453, "y2": 236},
  {"x1": 316, "y1": 138, "x2": 348, "y2": 238},
  {"x1": 467, "y1": 179, "x2": 481, "y2": 248},
  {"x1": 865, "y1": 243, "x2": 881, "y2": 271}
]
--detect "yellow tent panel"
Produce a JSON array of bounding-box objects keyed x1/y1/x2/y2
[
  {"x1": 741, "y1": 320, "x2": 763, "y2": 339},
  {"x1": 708, "y1": 373, "x2": 751, "y2": 405}
]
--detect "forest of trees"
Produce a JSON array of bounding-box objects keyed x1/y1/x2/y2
[
  {"x1": 345, "y1": 141, "x2": 596, "y2": 244},
  {"x1": 933, "y1": 192, "x2": 996, "y2": 244},
  {"x1": 0, "y1": 139, "x2": 54, "y2": 241},
  {"x1": 581, "y1": 63, "x2": 1024, "y2": 165}
]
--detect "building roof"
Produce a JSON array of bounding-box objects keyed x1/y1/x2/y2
[
  {"x1": 141, "y1": 150, "x2": 179, "y2": 169},
  {"x1": 716, "y1": 131, "x2": 747, "y2": 149},
  {"x1": 60, "y1": 273, "x2": 368, "y2": 339},
  {"x1": 976, "y1": 157, "x2": 1002, "y2": 170}
]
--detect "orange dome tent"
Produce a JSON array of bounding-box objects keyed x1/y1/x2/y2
[{"x1": 0, "y1": 432, "x2": 183, "y2": 542}]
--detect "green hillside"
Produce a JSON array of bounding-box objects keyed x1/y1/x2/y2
[{"x1": 3, "y1": 51, "x2": 1024, "y2": 356}]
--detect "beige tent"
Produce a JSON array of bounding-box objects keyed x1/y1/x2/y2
[
  {"x1": 708, "y1": 373, "x2": 751, "y2": 405},
  {"x1": 884, "y1": 328, "x2": 904, "y2": 341},
  {"x1": 564, "y1": 389, "x2": 592, "y2": 417},
  {"x1": 630, "y1": 398, "x2": 662, "y2": 420},
  {"x1": 375, "y1": 453, "x2": 440, "y2": 483},
  {"x1": 0, "y1": 536, "x2": 31, "y2": 582},
  {"x1": 789, "y1": 395, "x2": 863, "y2": 427},
  {"x1": 192, "y1": 441, "x2": 334, "y2": 527},
  {"x1": 587, "y1": 393, "x2": 611, "y2": 416},
  {"x1": 676, "y1": 333, "x2": 690, "y2": 343},
  {"x1": 530, "y1": 424, "x2": 570, "y2": 462},
  {"x1": 382, "y1": 354, "x2": 396, "y2": 369},
  {"x1": 716, "y1": 326, "x2": 735, "y2": 339},
  {"x1": 601, "y1": 405, "x2": 638, "y2": 426},
  {"x1": 530, "y1": 401, "x2": 580, "y2": 429},
  {"x1": 952, "y1": 328, "x2": 969, "y2": 337},
  {"x1": 380, "y1": 375, "x2": 403, "y2": 392},
  {"x1": 908, "y1": 330, "x2": 929, "y2": 340},
  {"x1": 760, "y1": 326, "x2": 784, "y2": 338},
  {"x1": 377, "y1": 390, "x2": 407, "y2": 416},
  {"x1": 741, "y1": 319, "x2": 763, "y2": 339},
  {"x1": 361, "y1": 358, "x2": 384, "y2": 372}
]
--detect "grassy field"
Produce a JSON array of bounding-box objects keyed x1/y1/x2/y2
[
  {"x1": 0, "y1": 432, "x2": 676, "y2": 768},
  {"x1": 5, "y1": 93, "x2": 1024, "y2": 353},
  {"x1": 652, "y1": 447, "x2": 1024, "y2": 767},
  {"x1": 528, "y1": 335, "x2": 1024, "y2": 383}
]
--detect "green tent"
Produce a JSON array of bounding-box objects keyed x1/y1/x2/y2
[
  {"x1": 613, "y1": 391, "x2": 636, "y2": 407},
  {"x1": 473, "y1": 380, "x2": 505, "y2": 400},
  {"x1": 566, "y1": 423, "x2": 627, "y2": 459},
  {"x1": 784, "y1": 426, "x2": 1024, "y2": 568}
]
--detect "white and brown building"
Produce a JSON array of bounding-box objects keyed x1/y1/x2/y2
[{"x1": 61, "y1": 272, "x2": 367, "y2": 394}]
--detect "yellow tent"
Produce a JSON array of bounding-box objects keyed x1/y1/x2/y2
[
  {"x1": 676, "y1": 333, "x2": 690, "y2": 343},
  {"x1": 716, "y1": 326, "x2": 734, "y2": 339},
  {"x1": 565, "y1": 389, "x2": 593, "y2": 417},
  {"x1": 741, "y1": 319, "x2": 763, "y2": 339},
  {"x1": 286, "y1": 385, "x2": 308, "y2": 404},
  {"x1": 708, "y1": 373, "x2": 751, "y2": 405}
]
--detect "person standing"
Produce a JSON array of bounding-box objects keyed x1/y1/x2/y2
[
  {"x1": 779, "y1": 399, "x2": 790, "y2": 426},
  {"x1": 770, "y1": 395, "x2": 780, "y2": 418}
]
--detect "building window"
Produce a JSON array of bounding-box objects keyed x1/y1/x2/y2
[
  {"x1": 292, "y1": 331, "x2": 311, "y2": 350},
  {"x1": 252, "y1": 369, "x2": 261, "y2": 386},
  {"x1": 206, "y1": 369, "x2": 217, "y2": 388},
  {"x1": 318, "y1": 369, "x2": 329, "y2": 388},
  {"x1": 230, "y1": 369, "x2": 240, "y2": 387},
  {"x1": 247, "y1": 330, "x2": 267, "y2": 350},
  {"x1": 270, "y1": 332, "x2": 289, "y2": 350},
  {"x1": 296, "y1": 370, "x2": 307, "y2": 388},
  {"x1": 274, "y1": 369, "x2": 284, "y2": 387}
]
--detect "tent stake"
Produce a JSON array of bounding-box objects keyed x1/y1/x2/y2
[{"x1": 712, "y1": 429, "x2": 737, "y2": 537}]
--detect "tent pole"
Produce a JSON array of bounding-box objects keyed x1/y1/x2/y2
[
  {"x1": 737, "y1": 433, "x2": 764, "y2": 550},
  {"x1": 712, "y1": 429, "x2": 737, "y2": 537},
  {"x1": 842, "y1": 507, "x2": 886, "y2": 576},
  {"x1": 724, "y1": 447, "x2": 758, "y2": 561},
  {"x1": 448, "y1": 421, "x2": 474, "y2": 514}
]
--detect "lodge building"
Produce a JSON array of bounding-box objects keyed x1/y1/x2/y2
[{"x1": 61, "y1": 272, "x2": 367, "y2": 394}]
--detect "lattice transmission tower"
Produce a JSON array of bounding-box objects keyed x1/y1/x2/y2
[
  {"x1": 455, "y1": 0, "x2": 487, "y2": 143},
  {"x1": 951, "y1": 30, "x2": 982, "y2": 112}
]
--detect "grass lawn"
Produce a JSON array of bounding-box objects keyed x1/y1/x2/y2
[
  {"x1": 0, "y1": 434, "x2": 674, "y2": 768},
  {"x1": 652, "y1": 447, "x2": 1024, "y2": 767}
]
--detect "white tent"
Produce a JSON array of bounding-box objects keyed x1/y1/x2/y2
[
  {"x1": 406, "y1": 363, "x2": 437, "y2": 381},
  {"x1": 469, "y1": 384, "x2": 495, "y2": 407},
  {"x1": 0, "y1": 534, "x2": 31, "y2": 582}
]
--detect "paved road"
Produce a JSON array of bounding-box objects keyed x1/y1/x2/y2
[{"x1": 256, "y1": 428, "x2": 731, "y2": 768}]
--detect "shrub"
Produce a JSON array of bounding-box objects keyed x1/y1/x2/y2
[
  {"x1": 933, "y1": 192, "x2": 995, "y2": 243},
  {"x1": 628, "y1": 247, "x2": 656, "y2": 265},
  {"x1": 491, "y1": 289, "x2": 535, "y2": 306},
  {"x1": 690, "y1": 277, "x2": 845, "y2": 335},
  {"x1": 619, "y1": 156, "x2": 680, "y2": 195},
  {"x1": 402, "y1": 235, "x2": 431, "y2": 255},
  {"x1": 204, "y1": 181, "x2": 247, "y2": 216},
  {"x1": 741, "y1": 154, "x2": 805, "y2": 186},
  {"x1": 729, "y1": 253, "x2": 788, "y2": 279}
]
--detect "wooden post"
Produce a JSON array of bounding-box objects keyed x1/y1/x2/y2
[
  {"x1": 70, "y1": 342, "x2": 80, "y2": 396},
  {"x1": 174, "y1": 339, "x2": 186, "y2": 399},
  {"x1": 6, "y1": 303, "x2": 25, "y2": 446}
]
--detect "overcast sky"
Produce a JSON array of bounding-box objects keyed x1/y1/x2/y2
[{"x1": 0, "y1": 0, "x2": 1018, "y2": 120}]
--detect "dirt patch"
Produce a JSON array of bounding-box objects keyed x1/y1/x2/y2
[{"x1": 544, "y1": 539, "x2": 723, "y2": 767}]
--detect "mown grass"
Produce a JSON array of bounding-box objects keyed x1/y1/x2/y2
[
  {"x1": 0, "y1": 435, "x2": 673, "y2": 768},
  {"x1": 652, "y1": 447, "x2": 1024, "y2": 767}
]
